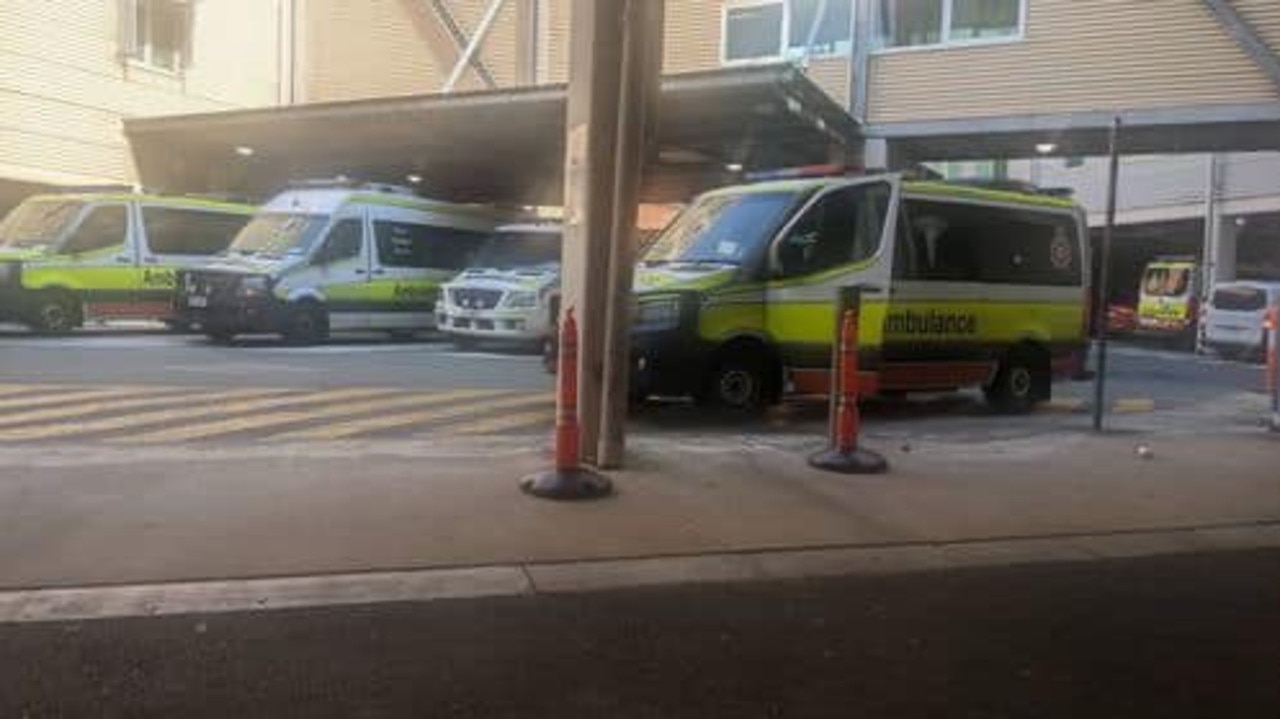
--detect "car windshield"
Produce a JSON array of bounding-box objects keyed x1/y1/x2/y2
[
  {"x1": 471, "y1": 230, "x2": 562, "y2": 269},
  {"x1": 229, "y1": 213, "x2": 328, "y2": 257},
  {"x1": 1143, "y1": 266, "x2": 1192, "y2": 297},
  {"x1": 0, "y1": 199, "x2": 84, "y2": 249},
  {"x1": 1212, "y1": 286, "x2": 1267, "y2": 312},
  {"x1": 643, "y1": 191, "x2": 800, "y2": 266}
]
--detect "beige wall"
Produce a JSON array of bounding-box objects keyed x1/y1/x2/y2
[
  {"x1": 868, "y1": 0, "x2": 1280, "y2": 125},
  {"x1": 0, "y1": 0, "x2": 281, "y2": 188},
  {"x1": 541, "y1": 0, "x2": 852, "y2": 106},
  {"x1": 301, "y1": 0, "x2": 521, "y2": 101}
]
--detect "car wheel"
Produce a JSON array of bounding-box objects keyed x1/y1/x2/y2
[
  {"x1": 283, "y1": 302, "x2": 329, "y2": 345},
  {"x1": 701, "y1": 354, "x2": 769, "y2": 413},
  {"x1": 984, "y1": 349, "x2": 1043, "y2": 414},
  {"x1": 29, "y1": 290, "x2": 82, "y2": 334}
]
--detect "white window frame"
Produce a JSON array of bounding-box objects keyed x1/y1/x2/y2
[
  {"x1": 720, "y1": 0, "x2": 854, "y2": 66},
  {"x1": 121, "y1": 0, "x2": 194, "y2": 75},
  {"x1": 872, "y1": 0, "x2": 1027, "y2": 55}
]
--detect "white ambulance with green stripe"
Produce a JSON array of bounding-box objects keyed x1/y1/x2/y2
[
  {"x1": 175, "y1": 182, "x2": 504, "y2": 343},
  {"x1": 0, "y1": 192, "x2": 253, "y2": 332},
  {"x1": 629, "y1": 170, "x2": 1091, "y2": 412}
]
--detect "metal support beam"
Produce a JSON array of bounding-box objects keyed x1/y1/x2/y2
[
  {"x1": 598, "y1": 0, "x2": 664, "y2": 469},
  {"x1": 851, "y1": 0, "x2": 872, "y2": 122},
  {"x1": 443, "y1": 0, "x2": 507, "y2": 93},
  {"x1": 427, "y1": 0, "x2": 498, "y2": 90},
  {"x1": 1200, "y1": 0, "x2": 1280, "y2": 93}
]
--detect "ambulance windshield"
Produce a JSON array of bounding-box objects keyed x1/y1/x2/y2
[
  {"x1": 472, "y1": 229, "x2": 561, "y2": 270},
  {"x1": 644, "y1": 191, "x2": 799, "y2": 267},
  {"x1": 0, "y1": 199, "x2": 84, "y2": 249},
  {"x1": 230, "y1": 213, "x2": 328, "y2": 258}
]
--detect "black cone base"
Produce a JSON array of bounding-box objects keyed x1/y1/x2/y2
[
  {"x1": 808, "y1": 447, "x2": 889, "y2": 475},
  {"x1": 520, "y1": 468, "x2": 614, "y2": 500}
]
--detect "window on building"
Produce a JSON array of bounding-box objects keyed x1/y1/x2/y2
[
  {"x1": 876, "y1": 0, "x2": 1023, "y2": 50},
  {"x1": 122, "y1": 0, "x2": 194, "y2": 72},
  {"x1": 723, "y1": 1, "x2": 854, "y2": 64},
  {"x1": 141, "y1": 207, "x2": 248, "y2": 255}
]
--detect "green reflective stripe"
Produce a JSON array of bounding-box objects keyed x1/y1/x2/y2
[
  {"x1": 763, "y1": 256, "x2": 879, "y2": 289},
  {"x1": 635, "y1": 267, "x2": 736, "y2": 292},
  {"x1": 765, "y1": 300, "x2": 891, "y2": 348},
  {"x1": 904, "y1": 182, "x2": 1077, "y2": 210},
  {"x1": 22, "y1": 266, "x2": 135, "y2": 291},
  {"x1": 27, "y1": 194, "x2": 254, "y2": 213}
]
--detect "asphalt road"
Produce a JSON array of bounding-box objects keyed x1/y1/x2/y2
[
  {"x1": 2, "y1": 549, "x2": 1276, "y2": 718},
  {"x1": 0, "y1": 325, "x2": 1267, "y2": 442}
]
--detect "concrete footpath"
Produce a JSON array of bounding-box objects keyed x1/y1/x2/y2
[{"x1": 0, "y1": 428, "x2": 1277, "y2": 598}]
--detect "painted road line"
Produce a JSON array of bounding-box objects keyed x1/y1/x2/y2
[
  {"x1": 0, "y1": 384, "x2": 69, "y2": 400},
  {"x1": 0, "y1": 388, "x2": 396, "y2": 442},
  {"x1": 1037, "y1": 398, "x2": 1087, "y2": 414},
  {"x1": 0, "y1": 387, "x2": 232, "y2": 430},
  {"x1": 0, "y1": 386, "x2": 169, "y2": 412},
  {"x1": 1113, "y1": 398, "x2": 1157, "y2": 414},
  {"x1": 442, "y1": 407, "x2": 556, "y2": 436},
  {"x1": 118, "y1": 389, "x2": 510, "y2": 443},
  {"x1": 274, "y1": 392, "x2": 554, "y2": 441}
]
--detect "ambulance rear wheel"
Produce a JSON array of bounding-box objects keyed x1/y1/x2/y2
[
  {"x1": 29, "y1": 290, "x2": 82, "y2": 334},
  {"x1": 984, "y1": 349, "x2": 1044, "y2": 414},
  {"x1": 284, "y1": 301, "x2": 329, "y2": 344}
]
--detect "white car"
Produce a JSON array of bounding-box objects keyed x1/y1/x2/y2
[
  {"x1": 436, "y1": 223, "x2": 562, "y2": 348},
  {"x1": 1201, "y1": 280, "x2": 1280, "y2": 361}
]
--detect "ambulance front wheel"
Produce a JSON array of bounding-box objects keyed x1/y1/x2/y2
[
  {"x1": 984, "y1": 347, "x2": 1046, "y2": 414},
  {"x1": 29, "y1": 290, "x2": 82, "y2": 334},
  {"x1": 700, "y1": 351, "x2": 776, "y2": 413},
  {"x1": 284, "y1": 301, "x2": 330, "y2": 344}
]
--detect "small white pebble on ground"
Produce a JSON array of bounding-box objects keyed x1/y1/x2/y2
[{"x1": 1135, "y1": 443, "x2": 1154, "y2": 459}]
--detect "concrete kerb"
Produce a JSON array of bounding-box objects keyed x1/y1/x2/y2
[{"x1": 1, "y1": 523, "x2": 1277, "y2": 625}]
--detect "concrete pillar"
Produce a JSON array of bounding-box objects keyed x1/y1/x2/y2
[{"x1": 1213, "y1": 217, "x2": 1241, "y2": 285}]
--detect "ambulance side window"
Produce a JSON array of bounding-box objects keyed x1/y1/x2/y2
[
  {"x1": 901, "y1": 200, "x2": 981, "y2": 283},
  {"x1": 62, "y1": 205, "x2": 127, "y2": 255},
  {"x1": 315, "y1": 219, "x2": 363, "y2": 264},
  {"x1": 775, "y1": 182, "x2": 890, "y2": 279}
]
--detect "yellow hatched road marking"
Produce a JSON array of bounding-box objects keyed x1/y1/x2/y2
[
  {"x1": 117, "y1": 389, "x2": 510, "y2": 443},
  {"x1": 442, "y1": 407, "x2": 555, "y2": 436},
  {"x1": 0, "y1": 387, "x2": 245, "y2": 430},
  {"x1": 1113, "y1": 398, "x2": 1156, "y2": 414},
  {"x1": 274, "y1": 392, "x2": 554, "y2": 441},
  {"x1": 0, "y1": 387, "x2": 403, "y2": 442},
  {"x1": 0, "y1": 384, "x2": 68, "y2": 400},
  {"x1": 0, "y1": 387, "x2": 175, "y2": 412}
]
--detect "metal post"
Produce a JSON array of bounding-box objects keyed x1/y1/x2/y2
[
  {"x1": 1092, "y1": 116, "x2": 1121, "y2": 432},
  {"x1": 560, "y1": 0, "x2": 625, "y2": 467},
  {"x1": 597, "y1": 0, "x2": 664, "y2": 469},
  {"x1": 1269, "y1": 305, "x2": 1279, "y2": 432}
]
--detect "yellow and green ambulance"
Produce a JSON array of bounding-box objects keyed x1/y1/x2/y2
[
  {"x1": 1136, "y1": 256, "x2": 1200, "y2": 346},
  {"x1": 174, "y1": 181, "x2": 504, "y2": 343},
  {"x1": 0, "y1": 192, "x2": 253, "y2": 332},
  {"x1": 628, "y1": 170, "x2": 1091, "y2": 413}
]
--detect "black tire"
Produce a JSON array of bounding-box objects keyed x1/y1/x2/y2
[
  {"x1": 541, "y1": 335, "x2": 557, "y2": 374},
  {"x1": 984, "y1": 348, "x2": 1044, "y2": 414},
  {"x1": 205, "y1": 327, "x2": 236, "y2": 345},
  {"x1": 283, "y1": 302, "x2": 329, "y2": 345},
  {"x1": 700, "y1": 352, "x2": 770, "y2": 413},
  {"x1": 28, "y1": 290, "x2": 82, "y2": 334}
]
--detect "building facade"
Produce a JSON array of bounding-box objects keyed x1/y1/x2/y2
[{"x1": 0, "y1": 0, "x2": 288, "y2": 211}]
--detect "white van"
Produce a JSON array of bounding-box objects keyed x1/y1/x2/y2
[
  {"x1": 436, "y1": 223, "x2": 562, "y2": 348},
  {"x1": 174, "y1": 181, "x2": 502, "y2": 343},
  {"x1": 1201, "y1": 280, "x2": 1280, "y2": 360}
]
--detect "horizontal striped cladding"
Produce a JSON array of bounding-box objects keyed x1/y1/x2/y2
[
  {"x1": 868, "y1": 0, "x2": 1280, "y2": 125},
  {"x1": 805, "y1": 56, "x2": 850, "y2": 108},
  {"x1": 0, "y1": 0, "x2": 278, "y2": 186},
  {"x1": 664, "y1": 1, "x2": 722, "y2": 73},
  {"x1": 1235, "y1": 0, "x2": 1280, "y2": 49},
  {"x1": 301, "y1": 0, "x2": 521, "y2": 101}
]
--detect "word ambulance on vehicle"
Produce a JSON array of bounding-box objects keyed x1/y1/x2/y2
[
  {"x1": 174, "y1": 181, "x2": 504, "y2": 343},
  {"x1": 0, "y1": 191, "x2": 253, "y2": 332},
  {"x1": 436, "y1": 223, "x2": 562, "y2": 349},
  {"x1": 627, "y1": 168, "x2": 1091, "y2": 413}
]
